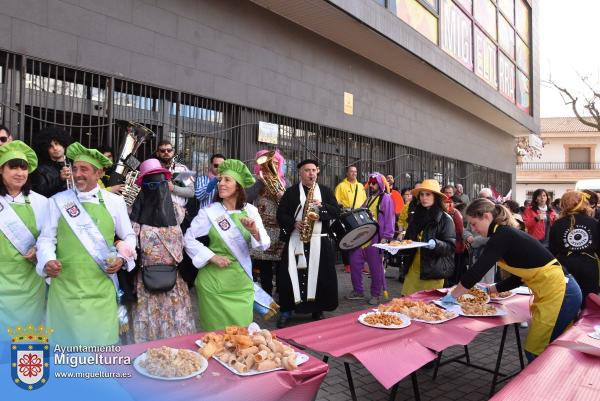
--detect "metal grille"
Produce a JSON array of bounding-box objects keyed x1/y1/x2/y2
[{"x1": 0, "y1": 49, "x2": 511, "y2": 198}]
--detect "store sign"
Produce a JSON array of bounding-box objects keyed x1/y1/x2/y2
[
  {"x1": 344, "y1": 92, "x2": 354, "y2": 115},
  {"x1": 474, "y1": 28, "x2": 497, "y2": 88},
  {"x1": 498, "y1": 53, "x2": 515, "y2": 101},
  {"x1": 258, "y1": 121, "x2": 279, "y2": 145},
  {"x1": 528, "y1": 133, "x2": 542, "y2": 150},
  {"x1": 441, "y1": 0, "x2": 473, "y2": 70}
]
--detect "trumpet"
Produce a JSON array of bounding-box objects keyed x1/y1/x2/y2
[{"x1": 63, "y1": 159, "x2": 75, "y2": 190}]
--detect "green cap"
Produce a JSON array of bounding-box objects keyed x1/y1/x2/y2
[
  {"x1": 66, "y1": 142, "x2": 112, "y2": 169},
  {"x1": 0, "y1": 140, "x2": 38, "y2": 173},
  {"x1": 218, "y1": 159, "x2": 255, "y2": 188}
]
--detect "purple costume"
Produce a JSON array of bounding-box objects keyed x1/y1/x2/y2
[{"x1": 349, "y1": 172, "x2": 395, "y2": 297}]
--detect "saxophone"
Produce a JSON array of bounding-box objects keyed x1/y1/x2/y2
[
  {"x1": 300, "y1": 183, "x2": 320, "y2": 243},
  {"x1": 256, "y1": 151, "x2": 285, "y2": 202}
]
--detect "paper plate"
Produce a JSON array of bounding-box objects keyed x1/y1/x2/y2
[
  {"x1": 195, "y1": 340, "x2": 309, "y2": 376},
  {"x1": 358, "y1": 311, "x2": 411, "y2": 329},
  {"x1": 489, "y1": 290, "x2": 517, "y2": 301},
  {"x1": 134, "y1": 349, "x2": 208, "y2": 380},
  {"x1": 512, "y1": 286, "x2": 533, "y2": 295}
]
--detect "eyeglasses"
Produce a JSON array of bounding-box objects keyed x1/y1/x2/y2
[
  {"x1": 142, "y1": 180, "x2": 167, "y2": 190},
  {"x1": 213, "y1": 164, "x2": 221, "y2": 168},
  {"x1": 0, "y1": 136, "x2": 9, "y2": 143},
  {"x1": 158, "y1": 148, "x2": 173, "y2": 153},
  {"x1": 368, "y1": 180, "x2": 378, "y2": 185}
]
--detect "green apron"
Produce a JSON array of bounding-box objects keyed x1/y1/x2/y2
[
  {"x1": 195, "y1": 211, "x2": 254, "y2": 331},
  {"x1": 47, "y1": 193, "x2": 118, "y2": 345},
  {"x1": 0, "y1": 198, "x2": 44, "y2": 342}
]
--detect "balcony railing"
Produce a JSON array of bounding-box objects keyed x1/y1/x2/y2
[{"x1": 517, "y1": 162, "x2": 600, "y2": 170}]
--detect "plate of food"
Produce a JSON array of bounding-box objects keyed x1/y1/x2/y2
[
  {"x1": 373, "y1": 240, "x2": 429, "y2": 254},
  {"x1": 459, "y1": 303, "x2": 507, "y2": 317},
  {"x1": 457, "y1": 288, "x2": 490, "y2": 305},
  {"x1": 134, "y1": 346, "x2": 208, "y2": 380},
  {"x1": 489, "y1": 290, "x2": 517, "y2": 301},
  {"x1": 195, "y1": 326, "x2": 308, "y2": 376},
  {"x1": 358, "y1": 311, "x2": 411, "y2": 329},
  {"x1": 377, "y1": 298, "x2": 458, "y2": 324}
]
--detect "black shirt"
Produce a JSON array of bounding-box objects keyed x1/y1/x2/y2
[{"x1": 460, "y1": 223, "x2": 563, "y2": 292}]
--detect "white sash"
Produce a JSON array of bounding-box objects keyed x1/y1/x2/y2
[
  {"x1": 287, "y1": 183, "x2": 323, "y2": 303},
  {"x1": 0, "y1": 196, "x2": 36, "y2": 256},
  {"x1": 204, "y1": 203, "x2": 276, "y2": 313},
  {"x1": 53, "y1": 190, "x2": 120, "y2": 296}
]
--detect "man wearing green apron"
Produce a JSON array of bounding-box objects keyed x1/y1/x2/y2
[{"x1": 36, "y1": 143, "x2": 136, "y2": 346}]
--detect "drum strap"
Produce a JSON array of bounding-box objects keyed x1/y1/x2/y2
[{"x1": 351, "y1": 183, "x2": 358, "y2": 210}]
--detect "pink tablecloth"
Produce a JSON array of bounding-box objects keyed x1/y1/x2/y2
[
  {"x1": 276, "y1": 290, "x2": 532, "y2": 389},
  {"x1": 490, "y1": 294, "x2": 600, "y2": 401},
  {"x1": 111, "y1": 333, "x2": 328, "y2": 401}
]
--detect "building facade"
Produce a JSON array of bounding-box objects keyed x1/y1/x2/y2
[
  {"x1": 0, "y1": 0, "x2": 537, "y2": 197},
  {"x1": 516, "y1": 117, "x2": 600, "y2": 203}
]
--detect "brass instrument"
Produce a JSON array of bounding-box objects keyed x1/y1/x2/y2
[
  {"x1": 109, "y1": 120, "x2": 155, "y2": 206},
  {"x1": 63, "y1": 159, "x2": 75, "y2": 190},
  {"x1": 256, "y1": 150, "x2": 285, "y2": 202},
  {"x1": 122, "y1": 170, "x2": 141, "y2": 207},
  {"x1": 300, "y1": 183, "x2": 320, "y2": 243}
]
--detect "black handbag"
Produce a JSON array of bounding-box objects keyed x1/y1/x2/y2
[{"x1": 142, "y1": 264, "x2": 177, "y2": 292}]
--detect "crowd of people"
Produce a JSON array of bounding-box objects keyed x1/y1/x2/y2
[{"x1": 0, "y1": 124, "x2": 597, "y2": 361}]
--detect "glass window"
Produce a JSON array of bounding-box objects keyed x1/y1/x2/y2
[
  {"x1": 422, "y1": 0, "x2": 438, "y2": 11},
  {"x1": 516, "y1": 36, "x2": 529, "y2": 75},
  {"x1": 474, "y1": 27, "x2": 497, "y2": 88},
  {"x1": 516, "y1": 70, "x2": 530, "y2": 113},
  {"x1": 393, "y1": 0, "x2": 439, "y2": 44},
  {"x1": 515, "y1": 0, "x2": 529, "y2": 43},
  {"x1": 455, "y1": 0, "x2": 472, "y2": 13},
  {"x1": 373, "y1": 0, "x2": 387, "y2": 6},
  {"x1": 497, "y1": 0, "x2": 514, "y2": 24},
  {"x1": 474, "y1": 0, "x2": 497, "y2": 40},
  {"x1": 498, "y1": 15, "x2": 515, "y2": 58},
  {"x1": 440, "y1": 0, "x2": 473, "y2": 69},
  {"x1": 498, "y1": 53, "x2": 515, "y2": 101}
]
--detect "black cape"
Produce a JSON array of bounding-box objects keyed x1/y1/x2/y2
[{"x1": 276, "y1": 183, "x2": 340, "y2": 313}]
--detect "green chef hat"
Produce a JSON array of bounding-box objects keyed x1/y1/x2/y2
[
  {"x1": 218, "y1": 159, "x2": 255, "y2": 188},
  {"x1": 66, "y1": 142, "x2": 112, "y2": 169},
  {"x1": 0, "y1": 140, "x2": 38, "y2": 173}
]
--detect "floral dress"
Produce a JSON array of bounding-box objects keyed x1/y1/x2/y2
[{"x1": 132, "y1": 223, "x2": 196, "y2": 343}]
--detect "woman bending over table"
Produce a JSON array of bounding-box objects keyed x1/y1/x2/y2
[{"x1": 445, "y1": 199, "x2": 582, "y2": 361}]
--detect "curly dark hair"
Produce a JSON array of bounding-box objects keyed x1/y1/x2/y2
[
  {"x1": 530, "y1": 188, "x2": 550, "y2": 211},
  {"x1": 32, "y1": 127, "x2": 73, "y2": 163}
]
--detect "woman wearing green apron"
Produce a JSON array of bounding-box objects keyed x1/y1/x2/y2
[
  {"x1": 36, "y1": 142, "x2": 136, "y2": 345},
  {"x1": 0, "y1": 141, "x2": 47, "y2": 343},
  {"x1": 444, "y1": 199, "x2": 582, "y2": 361},
  {"x1": 184, "y1": 159, "x2": 270, "y2": 331}
]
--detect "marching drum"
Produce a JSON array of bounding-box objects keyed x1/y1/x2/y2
[{"x1": 331, "y1": 208, "x2": 379, "y2": 250}]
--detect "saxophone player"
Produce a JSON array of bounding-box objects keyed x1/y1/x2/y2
[{"x1": 275, "y1": 159, "x2": 340, "y2": 328}]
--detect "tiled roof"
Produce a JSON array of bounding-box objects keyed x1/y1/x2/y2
[{"x1": 541, "y1": 117, "x2": 600, "y2": 133}]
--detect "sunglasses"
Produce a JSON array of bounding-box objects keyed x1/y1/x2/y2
[
  {"x1": 368, "y1": 180, "x2": 378, "y2": 185},
  {"x1": 213, "y1": 163, "x2": 221, "y2": 168},
  {"x1": 158, "y1": 148, "x2": 173, "y2": 153},
  {"x1": 142, "y1": 180, "x2": 167, "y2": 190},
  {"x1": 0, "y1": 136, "x2": 9, "y2": 143}
]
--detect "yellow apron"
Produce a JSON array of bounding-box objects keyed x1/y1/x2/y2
[{"x1": 497, "y1": 258, "x2": 565, "y2": 356}]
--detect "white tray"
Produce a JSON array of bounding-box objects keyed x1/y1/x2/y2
[
  {"x1": 358, "y1": 311, "x2": 411, "y2": 329},
  {"x1": 133, "y1": 349, "x2": 208, "y2": 380},
  {"x1": 432, "y1": 300, "x2": 508, "y2": 317},
  {"x1": 195, "y1": 340, "x2": 309, "y2": 376},
  {"x1": 489, "y1": 290, "x2": 517, "y2": 301},
  {"x1": 373, "y1": 242, "x2": 429, "y2": 255},
  {"x1": 512, "y1": 286, "x2": 533, "y2": 295},
  {"x1": 372, "y1": 308, "x2": 458, "y2": 324}
]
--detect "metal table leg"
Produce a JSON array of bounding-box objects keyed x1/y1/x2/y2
[
  {"x1": 432, "y1": 351, "x2": 443, "y2": 381},
  {"x1": 344, "y1": 362, "x2": 358, "y2": 401},
  {"x1": 489, "y1": 325, "x2": 509, "y2": 396},
  {"x1": 411, "y1": 372, "x2": 421, "y2": 401},
  {"x1": 514, "y1": 323, "x2": 525, "y2": 370}
]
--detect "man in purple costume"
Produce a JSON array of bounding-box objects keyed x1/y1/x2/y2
[{"x1": 346, "y1": 172, "x2": 396, "y2": 305}]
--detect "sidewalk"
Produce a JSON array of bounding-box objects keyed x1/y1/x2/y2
[{"x1": 258, "y1": 265, "x2": 529, "y2": 401}]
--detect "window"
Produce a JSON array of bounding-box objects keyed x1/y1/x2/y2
[
  {"x1": 474, "y1": 27, "x2": 497, "y2": 88},
  {"x1": 498, "y1": 0, "x2": 514, "y2": 24},
  {"x1": 498, "y1": 15, "x2": 515, "y2": 58},
  {"x1": 441, "y1": 0, "x2": 473, "y2": 69},
  {"x1": 568, "y1": 147, "x2": 591, "y2": 169},
  {"x1": 474, "y1": 0, "x2": 497, "y2": 40},
  {"x1": 393, "y1": 0, "x2": 439, "y2": 44}
]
